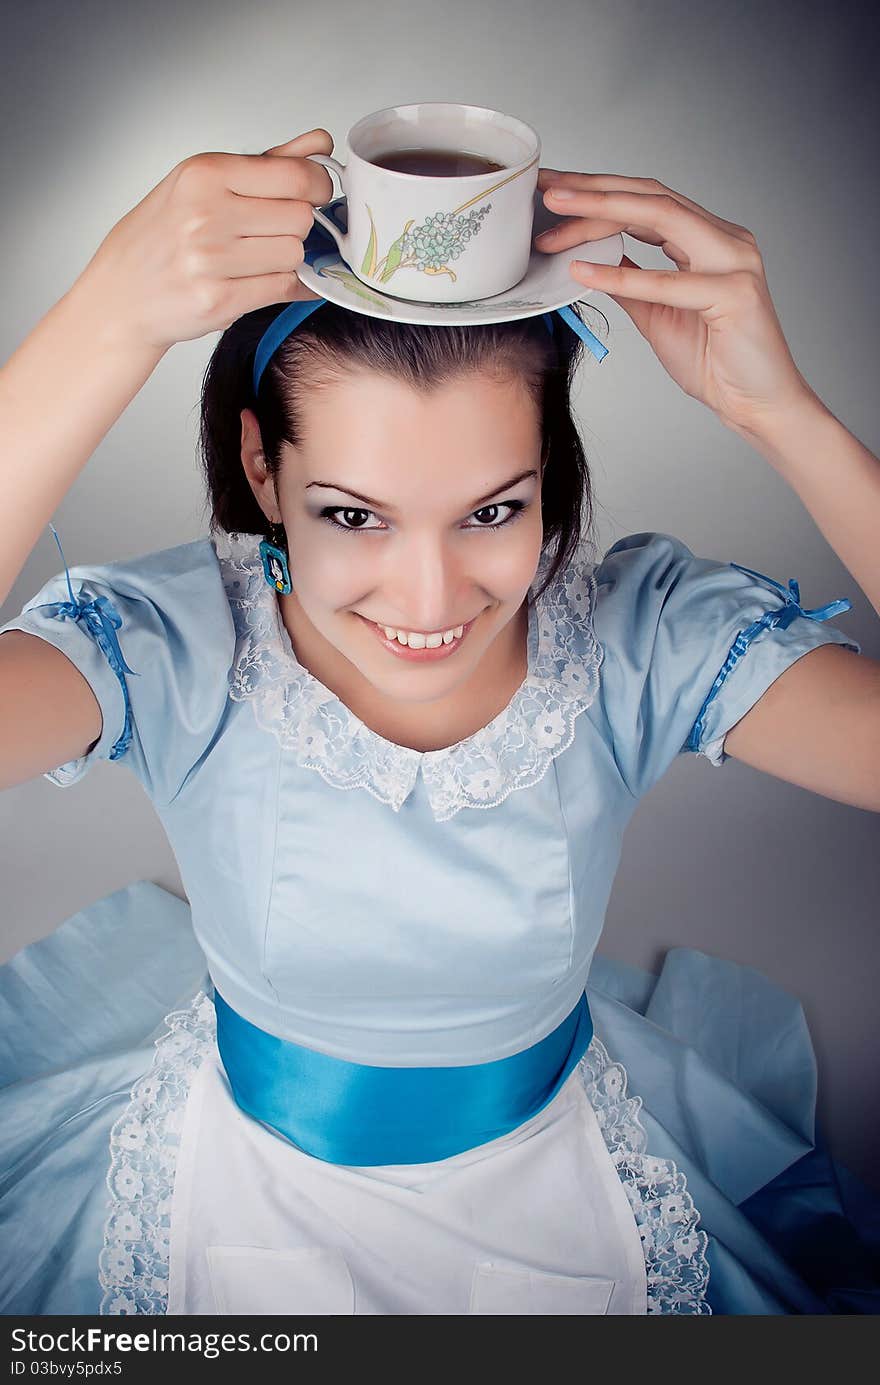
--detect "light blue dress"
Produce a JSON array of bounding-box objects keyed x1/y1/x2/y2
[{"x1": 1, "y1": 528, "x2": 875, "y2": 1315}]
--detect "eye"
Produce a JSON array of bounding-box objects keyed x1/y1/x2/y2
[
  {"x1": 319, "y1": 501, "x2": 528, "y2": 534},
  {"x1": 468, "y1": 501, "x2": 527, "y2": 530},
  {"x1": 319, "y1": 506, "x2": 384, "y2": 533}
]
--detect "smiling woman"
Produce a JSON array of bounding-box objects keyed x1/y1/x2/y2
[
  {"x1": 239, "y1": 370, "x2": 545, "y2": 736},
  {"x1": 200, "y1": 296, "x2": 594, "y2": 608},
  {"x1": 1, "y1": 137, "x2": 878, "y2": 1320},
  {"x1": 196, "y1": 297, "x2": 593, "y2": 740}
]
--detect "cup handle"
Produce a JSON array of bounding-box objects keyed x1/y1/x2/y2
[{"x1": 303, "y1": 154, "x2": 349, "y2": 253}]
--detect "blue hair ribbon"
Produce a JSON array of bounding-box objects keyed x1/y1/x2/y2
[
  {"x1": 253, "y1": 221, "x2": 608, "y2": 396},
  {"x1": 686, "y1": 561, "x2": 853, "y2": 753},
  {"x1": 39, "y1": 523, "x2": 138, "y2": 762}
]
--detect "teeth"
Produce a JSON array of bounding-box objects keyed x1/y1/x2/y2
[{"x1": 379, "y1": 623, "x2": 465, "y2": 648}]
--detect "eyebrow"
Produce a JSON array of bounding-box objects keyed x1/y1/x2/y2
[{"x1": 304, "y1": 469, "x2": 539, "y2": 513}]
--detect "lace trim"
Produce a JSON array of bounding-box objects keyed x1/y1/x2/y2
[
  {"x1": 700, "y1": 731, "x2": 728, "y2": 768},
  {"x1": 98, "y1": 994, "x2": 216, "y2": 1315},
  {"x1": 210, "y1": 530, "x2": 603, "y2": 823},
  {"x1": 98, "y1": 993, "x2": 710, "y2": 1315},
  {"x1": 576, "y1": 1038, "x2": 711, "y2": 1314}
]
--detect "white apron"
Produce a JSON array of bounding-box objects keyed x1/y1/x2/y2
[{"x1": 166, "y1": 1044, "x2": 648, "y2": 1316}]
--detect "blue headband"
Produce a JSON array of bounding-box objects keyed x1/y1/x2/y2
[{"x1": 252, "y1": 227, "x2": 609, "y2": 397}]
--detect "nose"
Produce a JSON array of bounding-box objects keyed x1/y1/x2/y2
[{"x1": 385, "y1": 542, "x2": 471, "y2": 631}]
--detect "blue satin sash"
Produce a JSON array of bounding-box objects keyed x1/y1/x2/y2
[{"x1": 213, "y1": 989, "x2": 593, "y2": 1167}]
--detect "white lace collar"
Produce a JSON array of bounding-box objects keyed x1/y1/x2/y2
[{"x1": 211, "y1": 530, "x2": 603, "y2": 822}]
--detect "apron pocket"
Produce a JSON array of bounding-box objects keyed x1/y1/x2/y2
[
  {"x1": 469, "y1": 1262, "x2": 615, "y2": 1315},
  {"x1": 206, "y1": 1245, "x2": 354, "y2": 1315}
]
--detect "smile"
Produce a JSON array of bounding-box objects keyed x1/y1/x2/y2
[{"x1": 356, "y1": 613, "x2": 479, "y2": 661}]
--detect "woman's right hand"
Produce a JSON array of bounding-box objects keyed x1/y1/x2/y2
[{"x1": 79, "y1": 129, "x2": 336, "y2": 352}]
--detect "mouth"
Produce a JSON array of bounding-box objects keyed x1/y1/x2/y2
[{"x1": 356, "y1": 613, "x2": 480, "y2": 662}]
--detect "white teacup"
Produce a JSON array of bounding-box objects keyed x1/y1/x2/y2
[{"x1": 302, "y1": 102, "x2": 541, "y2": 304}]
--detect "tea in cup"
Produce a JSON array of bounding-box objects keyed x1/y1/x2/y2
[{"x1": 301, "y1": 102, "x2": 541, "y2": 304}]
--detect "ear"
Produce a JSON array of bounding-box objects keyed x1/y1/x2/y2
[{"x1": 239, "y1": 409, "x2": 280, "y2": 522}]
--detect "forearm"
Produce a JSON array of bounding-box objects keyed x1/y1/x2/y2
[
  {"x1": 0, "y1": 267, "x2": 168, "y2": 607},
  {"x1": 730, "y1": 391, "x2": 880, "y2": 620}
]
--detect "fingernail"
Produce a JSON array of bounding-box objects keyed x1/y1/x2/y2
[
  {"x1": 573, "y1": 261, "x2": 597, "y2": 277},
  {"x1": 549, "y1": 187, "x2": 576, "y2": 200},
  {"x1": 535, "y1": 227, "x2": 558, "y2": 242}
]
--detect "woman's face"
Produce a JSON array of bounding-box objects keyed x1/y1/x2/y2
[{"x1": 241, "y1": 369, "x2": 545, "y2": 708}]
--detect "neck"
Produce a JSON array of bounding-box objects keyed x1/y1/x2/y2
[{"x1": 279, "y1": 596, "x2": 530, "y2": 753}]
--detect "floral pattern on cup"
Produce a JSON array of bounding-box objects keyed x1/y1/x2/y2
[
  {"x1": 358, "y1": 160, "x2": 536, "y2": 288},
  {"x1": 316, "y1": 265, "x2": 395, "y2": 312},
  {"x1": 363, "y1": 203, "x2": 492, "y2": 286}
]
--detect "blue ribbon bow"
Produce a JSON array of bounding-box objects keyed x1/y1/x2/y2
[
  {"x1": 728, "y1": 562, "x2": 852, "y2": 629},
  {"x1": 686, "y1": 562, "x2": 853, "y2": 754},
  {"x1": 39, "y1": 524, "x2": 137, "y2": 761}
]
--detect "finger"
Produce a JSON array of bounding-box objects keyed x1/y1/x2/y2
[
  {"x1": 213, "y1": 130, "x2": 335, "y2": 204},
  {"x1": 542, "y1": 188, "x2": 753, "y2": 273},
  {"x1": 218, "y1": 234, "x2": 309, "y2": 280},
  {"x1": 582, "y1": 253, "x2": 655, "y2": 338},
  {"x1": 537, "y1": 170, "x2": 755, "y2": 245},
  {"x1": 536, "y1": 167, "x2": 570, "y2": 190},
  {"x1": 570, "y1": 255, "x2": 749, "y2": 315},
  {"x1": 536, "y1": 214, "x2": 691, "y2": 270},
  {"x1": 536, "y1": 214, "x2": 672, "y2": 253},
  {"x1": 223, "y1": 193, "x2": 316, "y2": 240},
  {"x1": 260, "y1": 128, "x2": 334, "y2": 157},
  {"x1": 220, "y1": 269, "x2": 320, "y2": 324}
]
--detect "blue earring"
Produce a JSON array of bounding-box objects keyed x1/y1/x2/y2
[{"x1": 259, "y1": 520, "x2": 293, "y2": 595}]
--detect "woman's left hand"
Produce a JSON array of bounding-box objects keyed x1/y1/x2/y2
[{"x1": 534, "y1": 170, "x2": 816, "y2": 436}]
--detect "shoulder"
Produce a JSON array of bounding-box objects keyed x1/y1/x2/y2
[
  {"x1": 578, "y1": 529, "x2": 860, "y2": 797},
  {"x1": 3, "y1": 534, "x2": 239, "y2": 798},
  {"x1": 592, "y1": 530, "x2": 700, "y2": 598},
  {"x1": 72, "y1": 533, "x2": 238, "y2": 687},
  {"x1": 588, "y1": 529, "x2": 784, "y2": 639},
  {"x1": 586, "y1": 530, "x2": 710, "y2": 646},
  {"x1": 532, "y1": 532, "x2": 699, "y2": 669},
  {"x1": 15, "y1": 535, "x2": 224, "y2": 614},
  {"x1": 19, "y1": 535, "x2": 235, "y2": 651},
  {"x1": 38, "y1": 535, "x2": 225, "y2": 606}
]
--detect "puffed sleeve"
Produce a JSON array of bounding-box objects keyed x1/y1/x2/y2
[
  {"x1": 0, "y1": 530, "x2": 236, "y2": 805},
  {"x1": 591, "y1": 531, "x2": 863, "y2": 800}
]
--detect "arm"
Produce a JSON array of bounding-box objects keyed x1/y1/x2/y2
[
  {"x1": 719, "y1": 394, "x2": 880, "y2": 810},
  {"x1": 0, "y1": 268, "x2": 168, "y2": 606},
  {"x1": 0, "y1": 270, "x2": 168, "y2": 787},
  {"x1": 730, "y1": 392, "x2": 880, "y2": 620},
  {"x1": 722, "y1": 644, "x2": 880, "y2": 811},
  {"x1": 0, "y1": 629, "x2": 104, "y2": 792},
  {"x1": 532, "y1": 173, "x2": 880, "y2": 809},
  {"x1": 0, "y1": 134, "x2": 334, "y2": 788},
  {"x1": 0, "y1": 129, "x2": 334, "y2": 607}
]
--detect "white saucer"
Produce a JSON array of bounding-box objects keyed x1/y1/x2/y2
[{"x1": 295, "y1": 190, "x2": 623, "y2": 326}]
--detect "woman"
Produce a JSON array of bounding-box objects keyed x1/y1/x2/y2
[{"x1": 0, "y1": 128, "x2": 877, "y2": 1316}]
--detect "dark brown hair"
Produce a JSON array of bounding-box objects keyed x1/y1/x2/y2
[{"x1": 197, "y1": 298, "x2": 607, "y2": 603}]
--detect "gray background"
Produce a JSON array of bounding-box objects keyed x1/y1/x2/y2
[{"x1": 2, "y1": 0, "x2": 878, "y2": 1187}]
